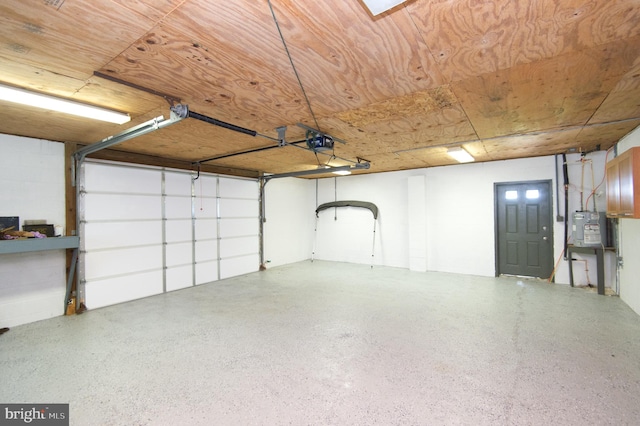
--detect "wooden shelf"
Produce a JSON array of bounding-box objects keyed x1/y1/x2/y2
[
  {"x1": 0, "y1": 236, "x2": 79, "y2": 255},
  {"x1": 606, "y1": 147, "x2": 640, "y2": 218}
]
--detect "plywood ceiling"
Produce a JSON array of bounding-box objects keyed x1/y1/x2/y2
[{"x1": 1, "y1": 0, "x2": 639, "y2": 178}]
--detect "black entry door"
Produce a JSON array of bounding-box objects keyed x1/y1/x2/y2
[{"x1": 495, "y1": 180, "x2": 553, "y2": 278}]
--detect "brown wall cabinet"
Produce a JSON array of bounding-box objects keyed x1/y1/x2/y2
[{"x1": 606, "y1": 147, "x2": 640, "y2": 218}]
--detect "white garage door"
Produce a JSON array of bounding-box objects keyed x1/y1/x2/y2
[{"x1": 79, "y1": 161, "x2": 259, "y2": 309}]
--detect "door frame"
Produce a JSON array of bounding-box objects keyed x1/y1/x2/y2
[{"x1": 494, "y1": 179, "x2": 554, "y2": 279}]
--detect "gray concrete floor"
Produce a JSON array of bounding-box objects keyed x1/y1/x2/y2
[{"x1": 1, "y1": 260, "x2": 640, "y2": 425}]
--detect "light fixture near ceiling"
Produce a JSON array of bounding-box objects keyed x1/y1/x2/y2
[
  {"x1": 447, "y1": 146, "x2": 475, "y2": 163},
  {"x1": 332, "y1": 169, "x2": 352, "y2": 176},
  {"x1": 361, "y1": 0, "x2": 409, "y2": 15},
  {"x1": 317, "y1": 164, "x2": 352, "y2": 176},
  {"x1": 0, "y1": 83, "x2": 131, "y2": 124},
  {"x1": 266, "y1": 163, "x2": 370, "y2": 180}
]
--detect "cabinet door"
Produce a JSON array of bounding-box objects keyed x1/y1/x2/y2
[
  {"x1": 606, "y1": 158, "x2": 620, "y2": 216},
  {"x1": 619, "y1": 152, "x2": 635, "y2": 216}
]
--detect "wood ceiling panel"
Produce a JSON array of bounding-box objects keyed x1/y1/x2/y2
[
  {"x1": 479, "y1": 128, "x2": 584, "y2": 160},
  {"x1": 410, "y1": 0, "x2": 640, "y2": 81},
  {"x1": 108, "y1": 0, "x2": 184, "y2": 22},
  {"x1": 113, "y1": 118, "x2": 272, "y2": 163},
  {"x1": 453, "y1": 38, "x2": 639, "y2": 139},
  {"x1": 363, "y1": 152, "x2": 429, "y2": 173},
  {"x1": 328, "y1": 86, "x2": 477, "y2": 157},
  {"x1": 391, "y1": 142, "x2": 490, "y2": 168},
  {"x1": 590, "y1": 56, "x2": 640, "y2": 124},
  {"x1": 76, "y1": 77, "x2": 166, "y2": 116},
  {"x1": 100, "y1": 22, "x2": 311, "y2": 134},
  {"x1": 210, "y1": 146, "x2": 325, "y2": 175},
  {"x1": 0, "y1": 60, "x2": 86, "y2": 97},
  {"x1": 575, "y1": 120, "x2": 640, "y2": 150},
  {"x1": 397, "y1": 146, "x2": 457, "y2": 167},
  {"x1": 0, "y1": 0, "x2": 157, "y2": 79},
  {"x1": 267, "y1": 1, "x2": 444, "y2": 113},
  {"x1": 335, "y1": 86, "x2": 459, "y2": 128},
  {"x1": 0, "y1": 0, "x2": 638, "y2": 178}
]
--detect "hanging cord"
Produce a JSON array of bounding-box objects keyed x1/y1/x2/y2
[{"x1": 268, "y1": 0, "x2": 320, "y2": 130}]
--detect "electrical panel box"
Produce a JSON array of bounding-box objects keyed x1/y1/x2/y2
[{"x1": 572, "y1": 211, "x2": 607, "y2": 247}]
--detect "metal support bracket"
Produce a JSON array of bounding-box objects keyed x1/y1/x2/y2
[{"x1": 276, "y1": 126, "x2": 287, "y2": 147}]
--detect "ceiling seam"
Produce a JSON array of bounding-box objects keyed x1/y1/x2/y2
[{"x1": 393, "y1": 117, "x2": 640, "y2": 155}]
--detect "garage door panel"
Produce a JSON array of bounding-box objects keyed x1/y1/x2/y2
[
  {"x1": 85, "y1": 193, "x2": 161, "y2": 221},
  {"x1": 219, "y1": 218, "x2": 259, "y2": 238},
  {"x1": 85, "y1": 270, "x2": 163, "y2": 309},
  {"x1": 165, "y1": 196, "x2": 192, "y2": 219},
  {"x1": 219, "y1": 199, "x2": 257, "y2": 218},
  {"x1": 166, "y1": 265, "x2": 193, "y2": 291},
  {"x1": 195, "y1": 175, "x2": 218, "y2": 197},
  {"x1": 166, "y1": 219, "x2": 192, "y2": 243},
  {"x1": 195, "y1": 240, "x2": 217, "y2": 263},
  {"x1": 164, "y1": 171, "x2": 193, "y2": 195},
  {"x1": 84, "y1": 221, "x2": 162, "y2": 250},
  {"x1": 196, "y1": 260, "x2": 218, "y2": 285},
  {"x1": 166, "y1": 242, "x2": 193, "y2": 267},
  {"x1": 82, "y1": 162, "x2": 259, "y2": 308},
  {"x1": 219, "y1": 177, "x2": 258, "y2": 199},
  {"x1": 84, "y1": 246, "x2": 163, "y2": 281},
  {"x1": 194, "y1": 198, "x2": 217, "y2": 218},
  {"x1": 84, "y1": 163, "x2": 160, "y2": 194},
  {"x1": 220, "y1": 254, "x2": 259, "y2": 279},
  {"x1": 220, "y1": 236, "x2": 258, "y2": 258},
  {"x1": 195, "y1": 218, "x2": 217, "y2": 240}
]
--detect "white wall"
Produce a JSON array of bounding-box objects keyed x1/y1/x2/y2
[
  {"x1": 425, "y1": 157, "x2": 556, "y2": 277},
  {"x1": 309, "y1": 153, "x2": 611, "y2": 285},
  {"x1": 0, "y1": 134, "x2": 66, "y2": 327},
  {"x1": 263, "y1": 177, "x2": 315, "y2": 268},
  {"x1": 616, "y1": 125, "x2": 640, "y2": 315},
  {"x1": 314, "y1": 172, "x2": 411, "y2": 267}
]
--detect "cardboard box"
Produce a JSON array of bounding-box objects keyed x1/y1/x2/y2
[{"x1": 23, "y1": 224, "x2": 55, "y2": 237}]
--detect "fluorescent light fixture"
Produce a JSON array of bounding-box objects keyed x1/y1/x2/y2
[
  {"x1": 447, "y1": 146, "x2": 475, "y2": 163},
  {"x1": 265, "y1": 163, "x2": 370, "y2": 180},
  {"x1": 0, "y1": 83, "x2": 130, "y2": 124},
  {"x1": 361, "y1": 0, "x2": 408, "y2": 15},
  {"x1": 317, "y1": 164, "x2": 351, "y2": 175},
  {"x1": 332, "y1": 169, "x2": 352, "y2": 176}
]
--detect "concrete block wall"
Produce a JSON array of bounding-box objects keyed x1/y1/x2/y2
[{"x1": 0, "y1": 134, "x2": 66, "y2": 327}]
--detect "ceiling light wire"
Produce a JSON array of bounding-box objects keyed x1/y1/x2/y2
[{"x1": 267, "y1": 0, "x2": 320, "y2": 132}]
